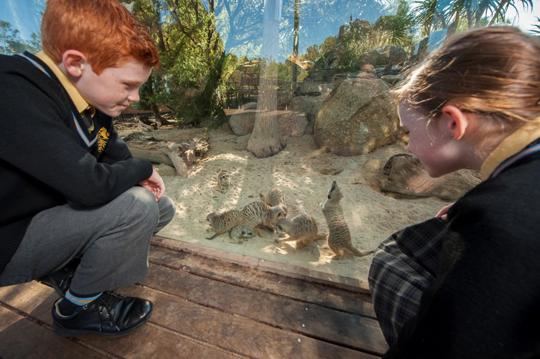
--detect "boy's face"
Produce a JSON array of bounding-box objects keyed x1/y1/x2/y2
[
  {"x1": 75, "y1": 58, "x2": 152, "y2": 117},
  {"x1": 398, "y1": 103, "x2": 465, "y2": 177}
]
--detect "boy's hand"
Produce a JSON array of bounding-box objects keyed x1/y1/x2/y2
[
  {"x1": 435, "y1": 203, "x2": 454, "y2": 220},
  {"x1": 139, "y1": 167, "x2": 165, "y2": 201}
]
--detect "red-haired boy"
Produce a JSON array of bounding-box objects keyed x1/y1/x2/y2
[{"x1": 0, "y1": 0, "x2": 175, "y2": 336}]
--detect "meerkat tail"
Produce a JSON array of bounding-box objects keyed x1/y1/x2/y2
[
  {"x1": 206, "y1": 233, "x2": 218, "y2": 240},
  {"x1": 349, "y1": 246, "x2": 375, "y2": 257}
]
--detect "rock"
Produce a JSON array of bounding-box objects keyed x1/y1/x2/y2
[
  {"x1": 228, "y1": 109, "x2": 259, "y2": 135},
  {"x1": 277, "y1": 112, "x2": 308, "y2": 137},
  {"x1": 290, "y1": 95, "x2": 328, "y2": 134},
  {"x1": 372, "y1": 153, "x2": 481, "y2": 201},
  {"x1": 362, "y1": 45, "x2": 408, "y2": 67},
  {"x1": 241, "y1": 102, "x2": 258, "y2": 110},
  {"x1": 234, "y1": 135, "x2": 250, "y2": 150},
  {"x1": 381, "y1": 74, "x2": 404, "y2": 86},
  {"x1": 314, "y1": 77, "x2": 399, "y2": 156},
  {"x1": 228, "y1": 110, "x2": 307, "y2": 137},
  {"x1": 361, "y1": 64, "x2": 375, "y2": 73},
  {"x1": 295, "y1": 81, "x2": 334, "y2": 97}
]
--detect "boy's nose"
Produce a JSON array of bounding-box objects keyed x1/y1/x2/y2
[{"x1": 128, "y1": 90, "x2": 140, "y2": 103}]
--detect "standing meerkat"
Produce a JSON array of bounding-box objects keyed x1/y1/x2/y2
[
  {"x1": 215, "y1": 169, "x2": 231, "y2": 193},
  {"x1": 322, "y1": 181, "x2": 373, "y2": 259},
  {"x1": 275, "y1": 213, "x2": 327, "y2": 249}
]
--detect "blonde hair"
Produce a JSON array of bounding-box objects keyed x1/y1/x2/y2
[{"x1": 394, "y1": 26, "x2": 540, "y2": 127}]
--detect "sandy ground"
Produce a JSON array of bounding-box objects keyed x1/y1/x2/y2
[{"x1": 136, "y1": 125, "x2": 448, "y2": 285}]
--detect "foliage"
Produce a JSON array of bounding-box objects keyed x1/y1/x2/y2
[
  {"x1": 532, "y1": 17, "x2": 540, "y2": 35},
  {"x1": 413, "y1": 0, "x2": 446, "y2": 38},
  {"x1": 373, "y1": 0, "x2": 415, "y2": 49},
  {"x1": 412, "y1": 0, "x2": 535, "y2": 41},
  {"x1": 0, "y1": 21, "x2": 40, "y2": 55},
  {"x1": 125, "y1": 0, "x2": 230, "y2": 126},
  {"x1": 121, "y1": 0, "x2": 536, "y2": 126},
  {"x1": 307, "y1": 2, "x2": 415, "y2": 72}
]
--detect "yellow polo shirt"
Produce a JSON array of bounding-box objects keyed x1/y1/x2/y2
[{"x1": 35, "y1": 51, "x2": 95, "y2": 131}]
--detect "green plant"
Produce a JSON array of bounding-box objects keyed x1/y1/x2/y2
[
  {"x1": 531, "y1": 17, "x2": 540, "y2": 35},
  {"x1": 0, "y1": 21, "x2": 40, "y2": 55}
]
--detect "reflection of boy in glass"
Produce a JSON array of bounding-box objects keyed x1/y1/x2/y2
[
  {"x1": 369, "y1": 26, "x2": 540, "y2": 358},
  {"x1": 0, "y1": 0, "x2": 175, "y2": 337}
]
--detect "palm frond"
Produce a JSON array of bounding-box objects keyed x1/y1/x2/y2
[{"x1": 532, "y1": 16, "x2": 540, "y2": 35}]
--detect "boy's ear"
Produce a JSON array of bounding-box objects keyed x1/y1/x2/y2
[
  {"x1": 441, "y1": 104, "x2": 468, "y2": 140},
  {"x1": 61, "y1": 50, "x2": 87, "y2": 79}
]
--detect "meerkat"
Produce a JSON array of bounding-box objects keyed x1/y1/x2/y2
[
  {"x1": 216, "y1": 169, "x2": 231, "y2": 193},
  {"x1": 206, "y1": 209, "x2": 242, "y2": 239},
  {"x1": 275, "y1": 213, "x2": 327, "y2": 249},
  {"x1": 228, "y1": 225, "x2": 255, "y2": 244},
  {"x1": 260, "y1": 188, "x2": 285, "y2": 207},
  {"x1": 322, "y1": 181, "x2": 373, "y2": 259},
  {"x1": 259, "y1": 188, "x2": 288, "y2": 225},
  {"x1": 260, "y1": 188, "x2": 288, "y2": 218},
  {"x1": 239, "y1": 200, "x2": 287, "y2": 237}
]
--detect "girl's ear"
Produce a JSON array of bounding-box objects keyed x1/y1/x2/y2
[
  {"x1": 61, "y1": 50, "x2": 87, "y2": 79},
  {"x1": 441, "y1": 104, "x2": 469, "y2": 140}
]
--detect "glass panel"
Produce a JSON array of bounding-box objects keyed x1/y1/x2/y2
[{"x1": 2, "y1": 0, "x2": 538, "y2": 284}]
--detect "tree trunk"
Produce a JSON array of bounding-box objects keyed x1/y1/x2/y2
[
  {"x1": 247, "y1": 67, "x2": 286, "y2": 158},
  {"x1": 152, "y1": 0, "x2": 167, "y2": 53},
  {"x1": 291, "y1": 0, "x2": 300, "y2": 91},
  {"x1": 148, "y1": 76, "x2": 164, "y2": 125},
  {"x1": 247, "y1": 0, "x2": 285, "y2": 158}
]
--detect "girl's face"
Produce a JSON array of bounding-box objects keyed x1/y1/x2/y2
[{"x1": 398, "y1": 103, "x2": 469, "y2": 177}]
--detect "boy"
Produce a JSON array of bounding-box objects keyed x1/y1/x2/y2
[{"x1": 0, "y1": 0, "x2": 175, "y2": 337}]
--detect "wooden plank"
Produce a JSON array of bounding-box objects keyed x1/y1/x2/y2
[
  {"x1": 0, "y1": 283, "x2": 244, "y2": 359},
  {"x1": 150, "y1": 238, "x2": 375, "y2": 317},
  {"x1": 0, "y1": 305, "x2": 106, "y2": 359},
  {"x1": 142, "y1": 263, "x2": 387, "y2": 355},
  {"x1": 120, "y1": 285, "x2": 380, "y2": 359},
  {"x1": 152, "y1": 236, "x2": 372, "y2": 293}
]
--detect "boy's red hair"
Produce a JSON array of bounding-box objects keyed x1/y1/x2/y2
[{"x1": 41, "y1": 0, "x2": 159, "y2": 74}]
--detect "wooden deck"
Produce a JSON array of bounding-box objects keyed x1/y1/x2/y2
[{"x1": 0, "y1": 236, "x2": 387, "y2": 358}]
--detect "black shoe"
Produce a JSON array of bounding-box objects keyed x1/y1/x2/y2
[
  {"x1": 52, "y1": 292, "x2": 153, "y2": 337},
  {"x1": 38, "y1": 258, "x2": 80, "y2": 296}
]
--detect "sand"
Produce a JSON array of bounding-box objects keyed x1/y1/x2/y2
[{"x1": 141, "y1": 124, "x2": 448, "y2": 287}]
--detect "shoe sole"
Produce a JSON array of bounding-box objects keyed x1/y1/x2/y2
[{"x1": 52, "y1": 310, "x2": 152, "y2": 337}]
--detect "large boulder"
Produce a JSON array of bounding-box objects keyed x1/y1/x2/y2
[
  {"x1": 290, "y1": 96, "x2": 325, "y2": 134},
  {"x1": 295, "y1": 81, "x2": 334, "y2": 96},
  {"x1": 276, "y1": 111, "x2": 308, "y2": 137},
  {"x1": 363, "y1": 153, "x2": 481, "y2": 201},
  {"x1": 313, "y1": 77, "x2": 398, "y2": 156},
  {"x1": 362, "y1": 45, "x2": 408, "y2": 67},
  {"x1": 228, "y1": 109, "x2": 259, "y2": 136},
  {"x1": 228, "y1": 110, "x2": 308, "y2": 137}
]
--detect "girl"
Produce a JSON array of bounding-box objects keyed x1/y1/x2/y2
[{"x1": 369, "y1": 26, "x2": 540, "y2": 358}]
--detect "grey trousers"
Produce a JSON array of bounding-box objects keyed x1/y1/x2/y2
[{"x1": 0, "y1": 187, "x2": 175, "y2": 295}]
